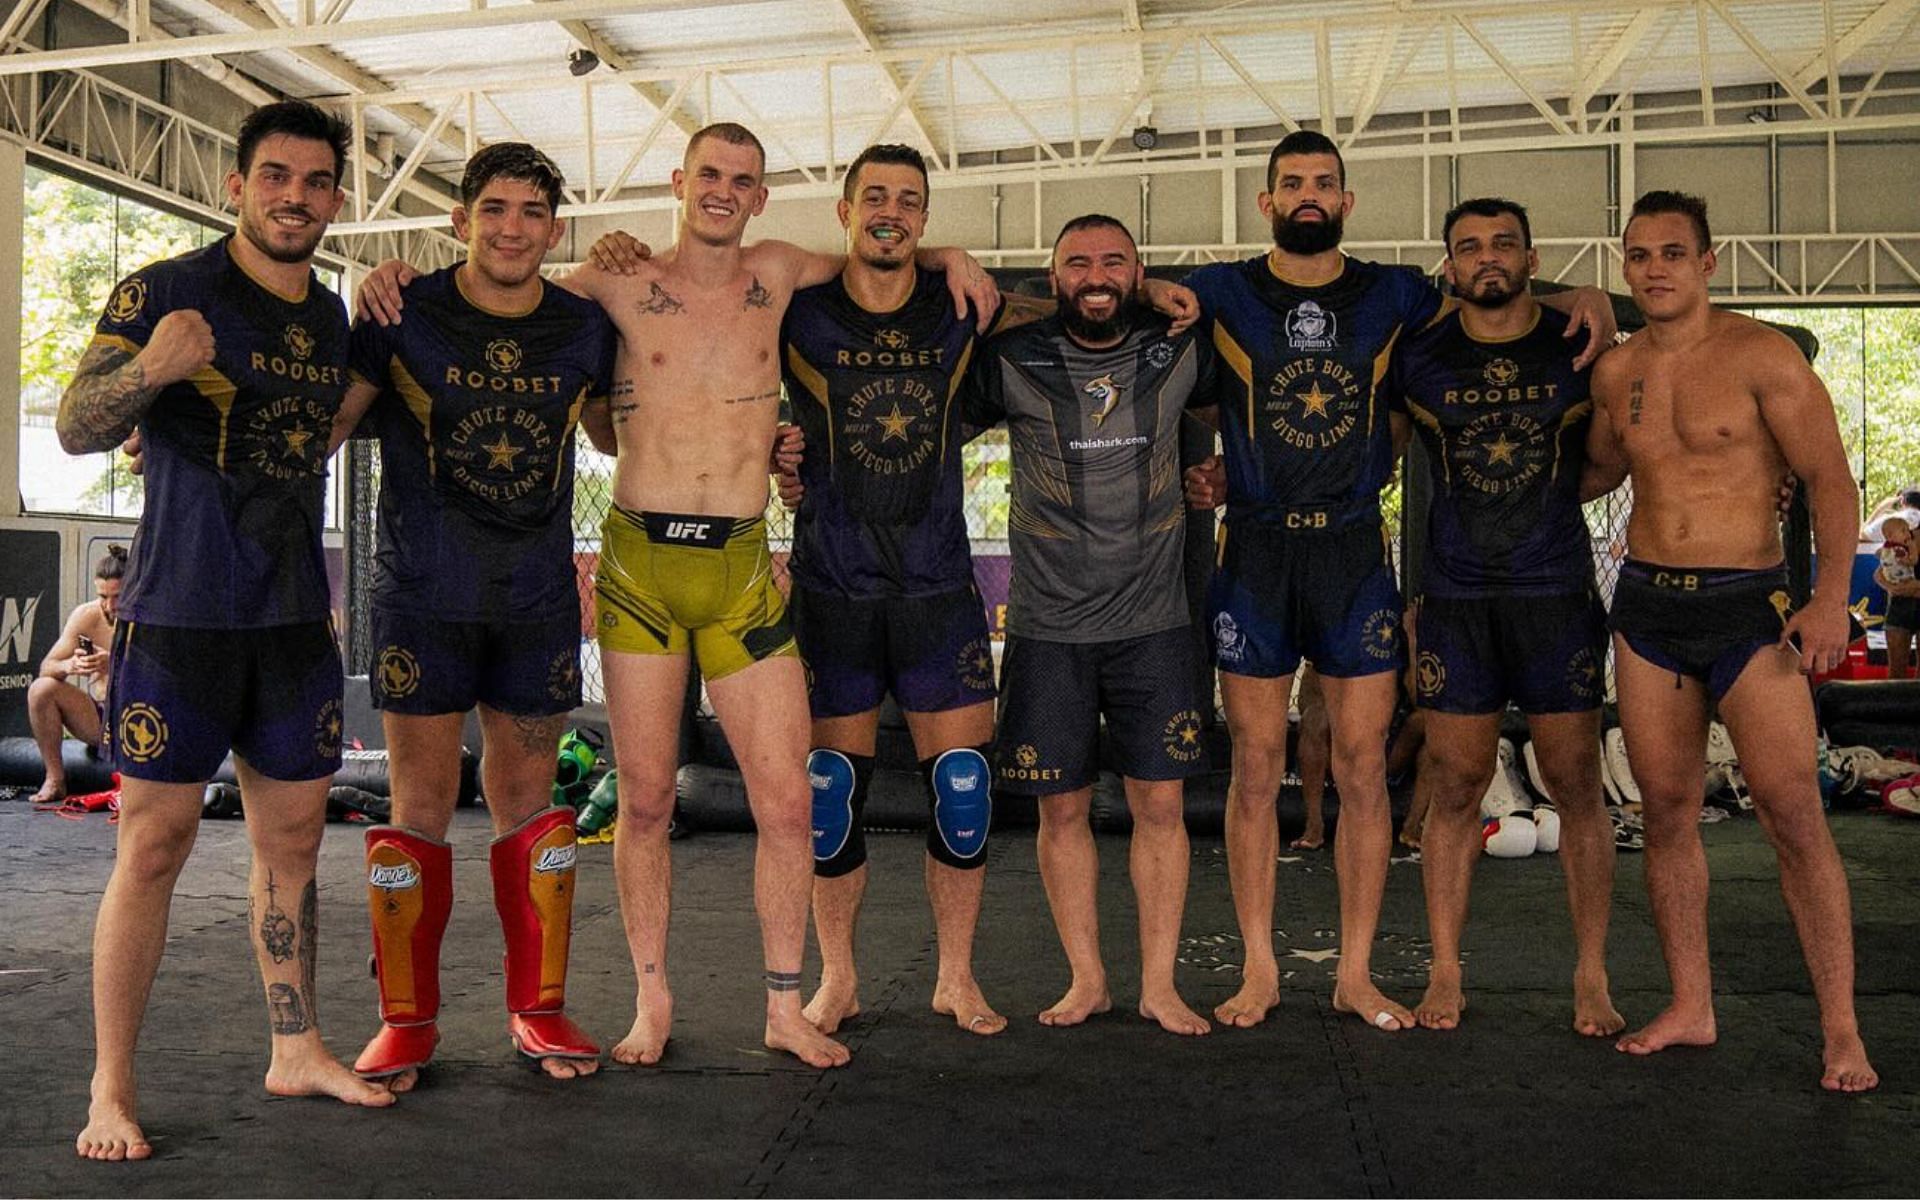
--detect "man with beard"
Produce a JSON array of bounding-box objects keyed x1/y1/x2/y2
[
  {"x1": 332, "y1": 143, "x2": 618, "y2": 1089},
  {"x1": 1382, "y1": 198, "x2": 1621, "y2": 1036},
  {"x1": 1183, "y1": 130, "x2": 1617, "y2": 1033},
  {"x1": 1587, "y1": 191, "x2": 1875, "y2": 1091},
  {"x1": 59, "y1": 100, "x2": 394, "y2": 1162},
  {"x1": 964, "y1": 215, "x2": 1218, "y2": 1035}
]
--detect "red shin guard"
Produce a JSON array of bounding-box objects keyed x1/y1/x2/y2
[
  {"x1": 490, "y1": 806, "x2": 598, "y2": 1061},
  {"x1": 356, "y1": 825, "x2": 453, "y2": 1078}
]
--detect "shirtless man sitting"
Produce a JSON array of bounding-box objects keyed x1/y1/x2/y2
[
  {"x1": 26, "y1": 544, "x2": 125, "y2": 804},
  {"x1": 1586, "y1": 189, "x2": 1876, "y2": 1092},
  {"x1": 557, "y1": 123, "x2": 995, "y2": 1068}
]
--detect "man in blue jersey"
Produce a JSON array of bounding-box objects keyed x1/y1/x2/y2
[
  {"x1": 58, "y1": 100, "x2": 394, "y2": 1162},
  {"x1": 1382, "y1": 199, "x2": 1621, "y2": 1037},
  {"x1": 334, "y1": 144, "x2": 618, "y2": 1088},
  {"x1": 781, "y1": 145, "x2": 1016, "y2": 1038},
  {"x1": 1183, "y1": 131, "x2": 1616, "y2": 1032}
]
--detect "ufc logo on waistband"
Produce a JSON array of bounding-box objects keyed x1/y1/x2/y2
[{"x1": 665, "y1": 521, "x2": 711, "y2": 540}]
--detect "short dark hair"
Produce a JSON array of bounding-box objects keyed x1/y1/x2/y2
[
  {"x1": 95, "y1": 544, "x2": 128, "y2": 582},
  {"x1": 237, "y1": 100, "x2": 350, "y2": 183},
  {"x1": 460, "y1": 142, "x2": 565, "y2": 211},
  {"x1": 1628, "y1": 190, "x2": 1712, "y2": 252},
  {"x1": 1267, "y1": 129, "x2": 1345, "y2": 190},
  {"x1": 1052, "y1": 213, "x2": 1138, "y2": 255},
  {"x1": 1442, "y1": 197, "x2": 1533, "y2": 251},
  {"x1": 685, "y1": 122, "x2": 766, "y2": 174},
  {"x1": 842, "y1": 144, "x2": 928, "y2": 203}
]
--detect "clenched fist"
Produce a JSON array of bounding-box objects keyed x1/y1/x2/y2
[{"x1": 139, "y1": 309, "x2": 216, "y2": 387}]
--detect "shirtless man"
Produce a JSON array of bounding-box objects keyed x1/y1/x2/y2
[
  {"x1": 26, "y1": 545, "x2": 125, "y2": 803},
  {"x1": 1586, "y1": 189, "x2": 1876, "y2": 1092},
  {"x1": 60, "y1": 99, "x2": 392, "y2": 1161},
  {"x1": 565, "y1": 123, "x2": 997, "y2": 1068}
]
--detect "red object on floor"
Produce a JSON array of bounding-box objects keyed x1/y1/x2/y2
[{"x1": 1812, "y1": 638, "x2": 1886, "y2": 685}]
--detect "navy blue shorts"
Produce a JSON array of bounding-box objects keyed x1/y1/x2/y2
[
  {"x1": 1207, "y1": 516, "x2": 1405, "y2": 679},
  {"x1": 107, "y1": 620, "x2": 343, "y2": 784},
  {"x1": 1608, "y1": 561, "x2": 1793, "y2": 701},
  {"x1": 1414, "y1": 590, "x2": 1608, "y2": 715},
  {"x1": 791, "y1": 584, "x2": 996, "y2": 720},
  {"x1": 994, "y1": 626, "x2": 1208, "y2": 794},
  {"x1": 370, "y1": 606, "x2": 581, "y2": 717}
]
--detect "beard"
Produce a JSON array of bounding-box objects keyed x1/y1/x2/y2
[
  {"x1": 240, "y1": 208, "x2": 323, "y2": 264},
  {"x1": 1459, "y1": 269, "x2": 1528, "y2": 308},
  {"x1": 1271, "y1": 205, "x2": 1344, "y2": 255},
  {"x1": 1059, "y1": 283, "x2": 1139, "y2": 344}
]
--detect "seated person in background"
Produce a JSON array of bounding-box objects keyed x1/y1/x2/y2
[
  {"x1": 26, "y1": 544, "x2": 126, "y2": 803},
  {"x1": 1874, "y1": 514, "x2": 1919, "y2": 679}
]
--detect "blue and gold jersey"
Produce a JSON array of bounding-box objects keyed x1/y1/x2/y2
[
  {"x1": 1386, "y1": 305, "x2": 1593, "y2": 598},
  {"x1": 782, "y1": 268, "x2": 990, "y2": 599},
  {"x1": 1187, "y1": 254, "x2": 1445, "y2": 528},
  {"x1": 91, "y1": 238, "x2": 346, "y2": 628},
  {"x1": 349, "y1": 266, "x2": 615, "y2": 621}
]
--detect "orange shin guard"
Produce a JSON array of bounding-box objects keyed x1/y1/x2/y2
[
  {"x1": 355, "y1": 825, "x2": 453, "y2": 1078},
  {"x1": 490, "y1": 806, "x2": 598, "y2": 1061}
]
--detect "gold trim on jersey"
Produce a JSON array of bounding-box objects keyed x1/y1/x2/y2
[
  {"x1": 230, "y1": 246, "x2": 309, "y2": 304},
  {"x1": 1462, "y1": 307, "x2": 1541, "y2": 344},
  {"x1": 1265, "y1": 251, "x2": 1349, "y2": 289},
  {"x1": 90, "y1": 333, "x2": 145, "y2": 358},
  {"x1": 559, "y1": 383, "x2": 591, "y2": 495},
  {"x1": 186, "y1": 367, "x2": 239, "y2": 470},
  {"x1": 1008, "y1": 498, "x2": 1071, "y2": 540},
  {"x1": 1403, "y1": 400, "x2": 1450, "y2": 486},
  {"x1": 1368, "y1": 325, "x2": 1404, "y2": 438},
  {"x1": 941, "y1": 338, "x2": 974, "y2": 466},
  {"x1": 389, "y1": 357, "x2": 438, "y2": 481},
  {"x1": 455, "y1": 269, "x2": 544, "y2": 319},
  {"x1": 784, "y1": 347, "x2": 834, "y2": 469},
  {"x1": 1211, "y1": 324, "x2": 1255, "y2": 446}
]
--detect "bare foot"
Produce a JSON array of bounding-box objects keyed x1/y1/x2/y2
[
  {"x1": 765, "y1": 1007, "x2": 851, "y2": 1069},
  {"x1": 1820, "y1": 1031, "x2": 1879, "y2": 1093},
  {"x1": 264, "y1": 1041, "x2": 397, "y2": 1108},
  {"x1": 76, "y1": 1096, "x2": 150, "y2": 1162},
  {"x1": 1213, "y1": 977, "x2": 1279, "y2": 1028},
  {"x1": 1289, "y1": 831, "x2": 1325, "y2": 851},
  {"x1": 1415, "y1": 973, "x2": 1465, "y2": 1031},
  {"x1": 802, "y1": 977, "x2": 861, "y2": 1035},
  {"x1": 1140, "y1": 989, "x2": 1212, "y2": 1036},
  {"x1": 611, "y1": 987, "x2": 673, "y2": 1066},
  {"x1": 1333, "y1": 977, "x2": 1414, "y2": 1032},
  {"x1": 1038, "y1": 979, "x2": 1112, "y2": 1027},
  {"x1": 539, "y1": 1056, "x2": 599, "y2": 1080},
  {"x1": 932, "y1": 976, "x2": 1007, "y2": 1036},
  {"x1": 1615, "y1": 1003, "x2": 1716, "y2": 1055},
  {"x1": 30, "y1": 778, "x2": 67, "y2": 807},
  {"x1": 1571, "y1": 969, "x2": 1625, "y2": 1038},
  {"x1": 377, "y1": 1068, "x2": 419, "y2": 1095}
]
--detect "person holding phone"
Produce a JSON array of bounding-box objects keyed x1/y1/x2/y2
[{"x1": 26, "y1": 545, "x2": 127, "y2": 803}]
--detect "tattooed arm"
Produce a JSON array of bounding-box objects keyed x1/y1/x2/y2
[{"x1": 58, "y1": 309, "x2": 215, "y2": 455}]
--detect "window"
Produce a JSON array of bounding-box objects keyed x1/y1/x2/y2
[
  {"x1": 19, "y1": 166, "x2": 213, "y2": 517},
  {"x1": 1742, "y1": 306, "x2": 1920, "y2": 522}
]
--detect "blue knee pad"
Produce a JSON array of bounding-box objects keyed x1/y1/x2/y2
[
  {"x1": 925, "y1": 746, "x2": 991, "y2": 869},
  {"x1": 809, "y1": 748, "x2": 871, "y2": 878}
]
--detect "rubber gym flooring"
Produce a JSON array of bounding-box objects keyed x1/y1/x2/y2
[{"x1": 2, "y1": 793, "x2": 1916, "y2": 1197}]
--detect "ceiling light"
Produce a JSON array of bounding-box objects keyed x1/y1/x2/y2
[
  {"x1": 1131, "y1": 125, "x2": 1159, "y2": 151},
  {"x1": 569, "y1": 48, "x2": 602, "y2": 77}
]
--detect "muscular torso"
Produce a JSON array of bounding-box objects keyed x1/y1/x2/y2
[
  {"x1": 1599, "y1": 313, "x2": 1790, "y2": 567},
  {"x1": 590, "y1": 248, "x2": 791, "y2": 518}
]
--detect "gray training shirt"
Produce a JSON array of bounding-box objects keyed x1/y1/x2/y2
[{"x1": 964, "y1": 310, "x2": 1216, "y2": 643}]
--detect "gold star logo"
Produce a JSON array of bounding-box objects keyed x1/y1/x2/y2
[
  {"x1": 875, "y1": 404, "x2": 913, "y2": 443},
  {"x1": 281, "y1": 422, "x2": 314, "y2": 458},
  {"x1": 1485, "y1": 433, "x2": 1520, "y2": 466},
  {"x1": 1296, "y1": 381, "x2": 1334, "y2": 419},
  {"x1": 483, "y1": 432, "x2": 524, "y2": 470}
]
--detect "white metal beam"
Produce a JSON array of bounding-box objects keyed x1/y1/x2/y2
[
  {"x1": 828, "y1": 0, "x2": 946, "y2": 171},
  {"x1": 1790, "y1": 0, "x2": 1920, "y2": 90}
]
